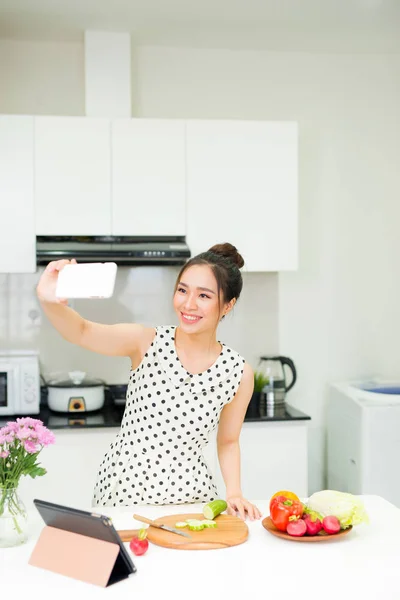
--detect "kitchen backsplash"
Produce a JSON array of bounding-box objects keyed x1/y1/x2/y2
[{"x1": 0, "y1": 267, "x2": 279, "y2": 383}]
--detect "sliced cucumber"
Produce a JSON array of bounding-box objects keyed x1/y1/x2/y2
[
  {"x1": 184, "y1": 519, "x2": 205, "y2": 531},
  {"x1": 201, "y1": 519, "x2": 217, "y2": 528},
  {"x1": 175, "y1": 517, "x2": 218, "y2": 531},
  {"x1": 184, "y1": 520, "x2": 199, "y2": 527},
  {"x1": 203, "y1": 499, "x2": 228, "y2": 520}
]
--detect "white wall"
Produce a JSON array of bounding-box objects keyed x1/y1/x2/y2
[
  {"x1": 0, "y1": 39, "x2": 83, "y2": 115},
  {"x1": 1, "y1": 38, "x2": 399, "y2": 493}
]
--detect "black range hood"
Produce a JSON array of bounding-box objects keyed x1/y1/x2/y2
[{"x1": 36, "y1": 236, "x2": 191, "y2": 267}]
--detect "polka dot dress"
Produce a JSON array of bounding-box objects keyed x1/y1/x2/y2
[{"x1": 93, "y1": 325, "x2": 245, "y2": 507}]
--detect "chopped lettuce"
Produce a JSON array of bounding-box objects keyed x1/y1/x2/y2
[{"x1": 306, "y1": 490, "x2": 369, "y2": 529}]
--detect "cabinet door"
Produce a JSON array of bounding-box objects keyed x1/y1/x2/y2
[
  {"x1": 19, "y1": 429, "x2": 119, "y2": 510},
  {"x1": 238, "y1": 422, "x2": 308, "y2": 500},
  {"x1": 35, "y1": 117, "x2": 111, "y2": 235},
  {"x1": 210, "y1": 421, "x2": 308, "y2": 500},
  {"x1": 186, "y1": 120, "x2": 298, "y2": 271},
  {"x1": 112, "y1": 119, "x2": 186, "y2": 236},
  {"x1": 0, "y1": 116, "x2": 35, "y2": 273}
]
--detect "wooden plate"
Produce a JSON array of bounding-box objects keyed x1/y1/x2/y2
[{"x1": 262, "y1": 516, "x2": 353, "y2": 542}]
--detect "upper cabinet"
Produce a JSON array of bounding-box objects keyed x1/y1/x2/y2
[
  {"x1": 0, "y1": 115, "x2": 298, "y2": 273},
  {"x1": 0, "y1": 116, "x2": 35, "y2": 273},
  {"x1": 111, "y1": 119, "x2": 186, "y2": 236},
  {"x1": 35, "y1": 117, "x2": 111, "y2": 235},
  {"x1": 186, "y1": 120, "x2": 298, "y2": 271}
]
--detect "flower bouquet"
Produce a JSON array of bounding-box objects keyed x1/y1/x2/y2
[{"x1": 0, "y1": 417, "x2": 55, "y2": 547}]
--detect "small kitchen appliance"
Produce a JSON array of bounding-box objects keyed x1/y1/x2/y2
[
  {"x1": 47, "y1": 371, "x2": 105, "y2": 413},
  {"x1": 258, "y1": 356, "x2": 297, "y2": 408},
  {"x1": 0, "y1": 350, "x2": 40, "y2": 416}
]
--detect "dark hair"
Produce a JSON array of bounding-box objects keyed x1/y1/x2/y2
[{"x1": 175, "y1": 242, "x2": 244, "y2": 309}]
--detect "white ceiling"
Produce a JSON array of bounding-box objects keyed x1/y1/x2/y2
[{"x1": 0, "y1": 0, "x2": 399, "y2": 52}]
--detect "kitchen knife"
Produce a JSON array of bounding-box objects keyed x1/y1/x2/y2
[{"x1": 133, "y1": 513, "x2": 191, "y2": 538}]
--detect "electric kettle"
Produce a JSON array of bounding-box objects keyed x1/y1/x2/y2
[{"x1": 258, "y1": 356, "x2": 297, "y2": 407}]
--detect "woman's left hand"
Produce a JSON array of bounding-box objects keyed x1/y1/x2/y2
[{"x1": 226, "y1": 495, "x2": 262, "y2": 521}]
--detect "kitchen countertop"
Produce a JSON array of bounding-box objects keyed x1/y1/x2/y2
[
  {"x1": 0, "y1": 386, "x2": 310, "y2": 430},
  {"x1": 1, "y1": 496, "x2": 399, "y2": 599},
  {"x1": 37, "y1": 400, "x2": 309, "y2": 429}
]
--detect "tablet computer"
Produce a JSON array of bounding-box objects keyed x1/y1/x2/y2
[{"x1": 33, "y1": 498, "x2": 137, "y2": 581}]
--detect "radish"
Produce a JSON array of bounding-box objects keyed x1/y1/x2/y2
[
  {"x1": 304, "y1": 516, "x2": 322, "y2": 536},
  {"x1": 322, "y1": 515, "x2": 341, "y2": 534},
  {"x1": 286, "y1": 519, "x2": 307, "y2": 537},
  {"x1": 129, "y1": 529, "x2": 149, "y2": 556}
]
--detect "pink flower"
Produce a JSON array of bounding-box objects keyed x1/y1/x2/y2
[
  {"x1": 5, "y1": 421, "x2": 19, "y2": 432},
  {"x1": 23, "y1": 440, "x2": 38, "y2": 453},
  {"x1": 16, "y1": 417, "x2": 43, "y2": 429},
  {"x1": 36, "y1": 426, "x2": 55, "y2": 446},
  {"x1": 0, "y1": 418, "x2": 56, "y2": 487},
  {"x1": 16, "y1": 427, "x2": 34, "y2": 441},
  {"x1": 0, "y1": 425, "x2": 16, "y2": 443}
]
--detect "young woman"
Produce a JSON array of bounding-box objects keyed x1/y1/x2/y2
[{"x1": 37, "y1": 243, "x2": 261, "y2": 521}]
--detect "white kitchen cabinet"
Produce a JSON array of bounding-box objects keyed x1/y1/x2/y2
[
  {"x1": 35, "y1": 117, "x2": 111, "y2": 235},
  {"x1": 186, "y1": 120, "x2": 298, "y2": 271},
  {"x1": 112, "y1": 119, "x2": 186, "y2": 236},
  {"x1": 19, "y1": 428, "x2": 119, "y2": 510},
  {"x1": 0, "y1": 116, "x2": 35, "y2": 273},
  {"x1": 239, "y1": 421, "x2": 308, "y2": 499},
  {"x1": 208, "y1": 420, "x2": 308, "y2": 500},
  {"x1": 19, "y1": 421, "x2": 307, "y2": 511}
]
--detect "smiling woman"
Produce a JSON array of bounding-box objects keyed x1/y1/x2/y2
[
  {"x1": 173, "y1": 243, "x2": 243, "y2": 332},
  {"x1": 36, "y1": 242, "x2": 261, "y2": 521}
]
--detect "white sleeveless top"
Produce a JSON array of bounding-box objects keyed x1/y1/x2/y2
[{"x1": 93, "y1": 326, "x2": 245, "y2": 507}]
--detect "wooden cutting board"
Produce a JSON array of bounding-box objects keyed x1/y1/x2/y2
[{"x1": 118, "y1": 513, "x2": 248, "y2": 550}]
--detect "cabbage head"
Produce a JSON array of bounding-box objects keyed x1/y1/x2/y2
[{"x1": 305, "y1": 490, "x2": 369, "y2": 529}]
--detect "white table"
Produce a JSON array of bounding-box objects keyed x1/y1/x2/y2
[{"x1": 1, "y1": 496, "x2": 400, "y2": 600}]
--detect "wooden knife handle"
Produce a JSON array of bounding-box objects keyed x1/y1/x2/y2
[
  {"x1": 117, "y1": 529, "x2": 140, "y2": 542},
  {"x1": 133, "y1": 513, "x2": 156, "y2": 526}
]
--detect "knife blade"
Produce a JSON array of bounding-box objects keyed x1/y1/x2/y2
[{"x1": 133, "y1": 513, "x2": 191, "y2": 538}]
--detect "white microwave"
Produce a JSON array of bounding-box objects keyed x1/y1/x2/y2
[{"x1": 0, "y1": 351, "x2": 40, "y2": 416}]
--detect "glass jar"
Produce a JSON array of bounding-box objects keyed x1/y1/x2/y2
[{"x1": 0, "y1": 486, "x2": 28, "y2": 548}]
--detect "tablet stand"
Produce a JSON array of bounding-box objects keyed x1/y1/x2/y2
[{"x1": 29, "y1": 525, "x2": 131, "y2": 587}]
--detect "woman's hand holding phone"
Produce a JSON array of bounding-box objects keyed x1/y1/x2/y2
[{"x1": 37, "y1": 259, "x2": 77, "y2": 305}]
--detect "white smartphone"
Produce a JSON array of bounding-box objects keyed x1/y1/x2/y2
[{"x1": 55, "y1": 262, "x2": 118, "y2": 299}]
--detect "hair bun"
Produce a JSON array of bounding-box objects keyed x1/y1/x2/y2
[{"x1": 208, "y1": 243, "x2": 244, "y2": 269}]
